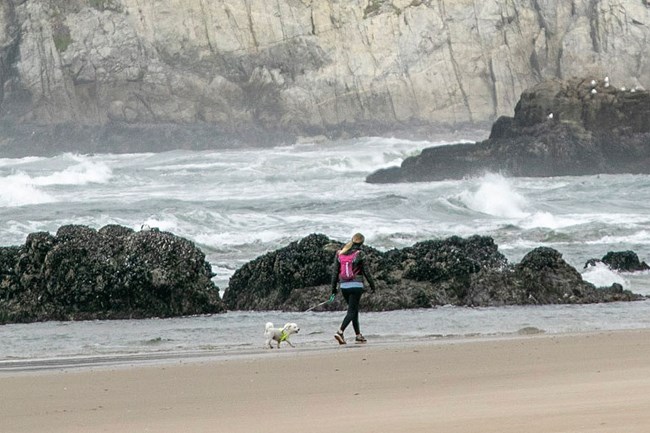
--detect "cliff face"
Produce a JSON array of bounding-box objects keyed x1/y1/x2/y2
[{"x1": 1, "y1": 0, "x2": 649, "y2": 152}]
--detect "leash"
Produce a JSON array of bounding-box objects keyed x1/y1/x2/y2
[{"x1": 304, "y1": 294, "x2": 335, "y2": 312}]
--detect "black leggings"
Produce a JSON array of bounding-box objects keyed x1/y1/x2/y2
[{"x1": 340, "y1": 287, "x2": 363, "y2": 334}]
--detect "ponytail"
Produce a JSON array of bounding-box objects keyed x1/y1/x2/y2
[{"x1": 339, "y1": 233, "x2": 365, "y2": 254}]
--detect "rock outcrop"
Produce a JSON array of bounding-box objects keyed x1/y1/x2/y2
[
  {"x1": 222, "y1": 234, "x2": 642, "y2": 312},
  {"x1": 0, "y1": 224, "x2": 225, "y2": 324},
  {"x1": 585, "y1": 250, "x2": 650, "y2": 272},
  {"x1": 1, "y1": 1, "x2": 649, "y2": 155},
  {"x1": 366, "y1": 78, "x2": 650, "y2": 182},
  {"x1": 4, "y1": 228, "x2": 643, "y2": 322}
]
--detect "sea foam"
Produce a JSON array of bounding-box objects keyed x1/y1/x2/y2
[
  {"x1": 30, "y1": 158, "x2": 112, "y2": 186},
  {"x1": 457, "y1": 173, "x2": 528, "y2": 218},
  {"x1": 582, "y1": 262, "x2": 628, "y2": 288},
  {"x1": 0, "y1": 172, "x2": 55, "y2": 207}
]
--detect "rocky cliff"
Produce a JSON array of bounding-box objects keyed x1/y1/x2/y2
[{"x1": 1, "y1": 0, "x2": 649, "y2": 155}]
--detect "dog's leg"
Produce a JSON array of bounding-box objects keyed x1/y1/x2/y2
[{"x1": 285, "y1": 339, "x2": 295, "y2": 348}]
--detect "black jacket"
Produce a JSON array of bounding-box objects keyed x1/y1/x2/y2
[{"x1": 331, "y1": 244, "x2": 376, "y2": 293}]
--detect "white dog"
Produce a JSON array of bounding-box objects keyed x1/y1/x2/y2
[{"x1": 264, "y1": 322, "x2": 300, "y2": 349}]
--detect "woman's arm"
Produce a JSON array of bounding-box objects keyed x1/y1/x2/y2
[
  {"x1": 360, "y1": 252, "x2": 377, "y2": 291},
  {"x1": 330, "y1": 252, "x2": 340, "y2": 293}
]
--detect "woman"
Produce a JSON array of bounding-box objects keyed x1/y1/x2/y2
[{"x1": 331, "y1": 233, "x2": 376, "y2": 344}]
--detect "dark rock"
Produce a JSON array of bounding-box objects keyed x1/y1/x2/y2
[
  {"x1": 512, "y1": 247, "x2": 591, "y2": 304},
  {"x1": 223, "y1": 234, "x2": 339, "y2": 310},
  {"x1": 367, "y1": 78, "x2": 650, "y2": 183},
  {"x1": 586, "y1": 250, "x2": 650, "y2": 272},
  {"x1": 0, "y1": 224, "x2": 225, "y2": 324},
  {"x1": 222, "y1": 234, "x2": 643, "y2": 312}
]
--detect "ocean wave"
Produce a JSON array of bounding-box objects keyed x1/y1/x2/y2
[
  {"x1": 518, "y1": 212, "x2": 589, "y2": 230},
  {"x1": 195, "y1": 228, "x2": 290, "y2": 249},
  {"x1": 0, "y1": 156, "x2": 46, "y2": 167},
  {"x1": 31, "y1": 157, "x2": 113, "y2": 186},
  {"x1": 262, "y1": 137, "x2": 465, "y2": 176},
  {"x1": 0, "y1": 172, "x2": 56, "y2": 207},
  {"x1": 0, "y1": 156, "x2": 113, "y2": 207},
  {"x1": 581, "y1": 262, "x2": 629, "y2": 288},
  {"x1": 147, "y1": 162, "x2": 233, "y2": 171},
  {"x1": 328, "y1": 138, "x2": 461, "y2": 173},
  {"x1": 587, "y1": 230, "x2": 650, "y2": 245},
  {"x1": 455, "y1": 173, "x2": 529, "y2": 218}
]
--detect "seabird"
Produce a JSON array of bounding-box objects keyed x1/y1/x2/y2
[
  {"x1": 590, "y1": 79, "x2": 597, "y2": 87},
  {"x1": 547, "y1": 113, "x2": 554, "y2": 119},
  {"x1": 604, "y1": 76, "x2": 609, "y2": 83},
  {"x1": 621, "y1": 86, "x2": 627, "y2": 91},
  {"x1": 141, "y1": 224, "x2": 151, "y2": 232},
  {"x1": 590, "y1": 88, "x2": 597, "y2": 95}
]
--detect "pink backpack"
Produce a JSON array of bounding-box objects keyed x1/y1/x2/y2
[{"x1": 338, "y1": 250, "x2": 360, "y2": 281}]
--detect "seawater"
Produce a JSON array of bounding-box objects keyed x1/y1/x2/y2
[{"x1": 1, "y1": 135, "x2": 650, "y2": 367}]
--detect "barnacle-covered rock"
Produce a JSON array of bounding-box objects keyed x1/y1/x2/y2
[
  {"x1": 223, "y1": 234, "x2": 643, "y2": 311},
  {"x1": 0, "y1": 224, "x2": 225, "y2": 324}
]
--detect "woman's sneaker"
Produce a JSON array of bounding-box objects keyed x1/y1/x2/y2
[
  {"x1": 334, "y1": 331, "x2": 346, "y2": 345},
  {"x1": 355, "y1": 334, "x2": 367, "y2": 344}
]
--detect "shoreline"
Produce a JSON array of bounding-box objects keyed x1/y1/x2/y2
[
  {"x1": 3, "y1": 329, "x2": 650, "y2": 432},
  {"x1": 0, "y1": 327, "x2": 644, "y2": 375},
  {"x1": 0, "y1": 328, "x2": 605, "y2": 374}
]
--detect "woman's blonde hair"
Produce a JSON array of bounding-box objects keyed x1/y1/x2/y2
[{"x1": 340, "y1": 233, "x2": 365, "y2": 254}]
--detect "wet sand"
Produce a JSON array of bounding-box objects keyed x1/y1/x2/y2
[{"x1": 2, "y1": 330, "x2": 650, "y2": 433}]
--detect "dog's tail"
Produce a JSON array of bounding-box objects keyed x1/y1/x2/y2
[{"x1": 265, "y1": 322, "x2": 274, "y2": 331}]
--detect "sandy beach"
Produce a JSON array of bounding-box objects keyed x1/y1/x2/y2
[{"x1": 2, "y1": 330, "x2": 650, "y2": 433}]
